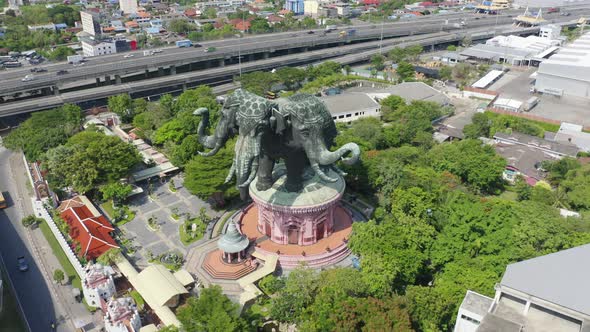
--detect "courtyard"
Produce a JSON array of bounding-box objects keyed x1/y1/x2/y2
[{"x1": 119, "y1": 175, "x2": 222, "y2": 267}]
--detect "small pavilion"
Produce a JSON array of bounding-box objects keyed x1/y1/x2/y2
[{"x1": 217, "y1": 222, "x2": 250, "y2": 264}]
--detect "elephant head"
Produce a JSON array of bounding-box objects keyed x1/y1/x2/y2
[
  {"x1": 194, "y1": 89, "x2": 272, "y2": 199},
  {"x1": 283, "y1": 94, "x2": 360, "y2": 182}
]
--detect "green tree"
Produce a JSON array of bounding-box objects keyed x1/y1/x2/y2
[
  {"x1": 108, "y1": 94, "x2": 134, "y2": 123},
  {"x1": 388, "y1": 47, "x2": 407, "y2": 63},
  {"x1": 97, "y1": 248, "x2": 123, "y2": 266},
  {"x1": 301, "y1": 16, "x2": 317, "y2": 28},
  {"x1": 53, "y1": 269, "x2": 65, "y2": 284},
  {"x1": 463, "y1": 112, "x2": 491, "y2": 139},
  {"x1": 396, "y1": 61, "x2": 415, "y2": 81},
  {"x1": 270, "y1": 267, "x2": 319, "y2": 323},
  {"x1": 21, "y1": 215, "x2": 40, "y2": 228},
  {"x1": 371, "y1": 54, "x2": 386, "y2": 71},
  {"x1": 2, "y1": 104, "x2": 82, "y2": 160},
  {"x1": 100, "y1": 182, "x2": 133, "y2": 203},
  {"x1": 275, "y1": 67, "x2": 306, "y2": 90},
  {"x1": 184, "y1": 139, "x2": 237, "y2": 200},
  {"x1": 250, "y1": 18, "x2": 271, "y2": 33},
  {"x1": 380, "y1": 95, "x2": 405, "y2": 122},
  {"x1": 48, "y1": 46, "x2": 75, "y2": 61},
  {"x1": 170, "y1": 135, "x2": 202, "y2": 167},
  {"x1": 176, "y1": 285, "x2": 244, "y2": 332},
  {"x1": 168, "y1": 19, "x2": 195, "y2": 34},
  {"x1": 439, "y1": 65, "x2": 453, "y2": 82},
  {"x1": 258, "y1": 274, "x2": 285, "y2": 295},
  {"x1": 446, "y1": 45, "x2": 457, "y2": 51}
]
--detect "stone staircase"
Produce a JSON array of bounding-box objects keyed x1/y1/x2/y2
[{"x1": 202, "y1": 250, "x2": 257, "y2": 280}]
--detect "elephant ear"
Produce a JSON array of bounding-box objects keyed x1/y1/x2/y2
[{"x1": 271, "y1": 107, "x2": 289, "y2": 134}]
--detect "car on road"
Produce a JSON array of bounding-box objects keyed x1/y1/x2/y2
[
  {"x1": 193, "y1": 43, "x2": 202, "y2": 48},
  {"x1": 204, "y1": 47, "x2": 217, "y2": 53},
  {"x1": 153, "y1": 49, "x2": 163, "y2": 54},
  {"x1": 30, "y1": 68, "x2": 47, "y2": 73},
  {"x1": 21, "y1": 75, "x2": 35, "y2": 82},
  {"x1": 56, "y1": 70, "x2": 68, "y2": 75},
  {"x1": 123, "y1": 54, "x2": 134, "y2": 58},
  {"x1": 291, "y1": 33, "x2": 298, "y2": 37},
  {"x1": 307, "y1": 30, "x2": 315, "y2": 34},
  {"x1": 17, "y1": 256, "x2": 28, "y2": 272}
]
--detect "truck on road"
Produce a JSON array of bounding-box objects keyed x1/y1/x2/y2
[
  {"x1": 339, "y1": 29, "x2": 356, "y2": 37},
  {"x1": 67, "y1": 54, "x2": 84, "y2": 64},
  {"x1": 176, "y1": 39, "x2": 193, "y2": 48}
]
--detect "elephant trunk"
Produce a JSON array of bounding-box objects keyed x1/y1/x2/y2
[
  {"x1": 195, "y1": 107, "x2": 217, "y2": 150},
  {"x1": 305, "y1": 139, "x2": 360, "y2": 182},
  {"x1": 195, "y1": 106, "x2": 235, "y2": 157}
]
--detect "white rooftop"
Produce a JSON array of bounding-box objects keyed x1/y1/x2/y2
[
  {"x1": 538, "y1": 32, "x2": 590, "y2": 82},
  {"x1": 472, "y1": 70, "x2": 505, "y2": 89}
]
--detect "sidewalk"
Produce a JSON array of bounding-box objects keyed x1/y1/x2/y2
[{"x1": 9, "y1": 152, "x2": 103, "y2": 332}]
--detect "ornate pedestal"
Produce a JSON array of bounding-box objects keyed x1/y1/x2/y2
[{"x1": 240, "y1": 166, "x2": 353, "y2": 269}]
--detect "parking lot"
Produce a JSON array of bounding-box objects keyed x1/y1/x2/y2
[
  {"x1": 492, "y1": 68, "x2": 590, "y2": 126},
  {"x1": 121, "y1": 176, "x2": 222, "y2": 267}
]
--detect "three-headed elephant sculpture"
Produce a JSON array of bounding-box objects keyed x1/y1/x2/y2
[{"x1": 194, "y1": 89, "x2": 360, "y2": 200}]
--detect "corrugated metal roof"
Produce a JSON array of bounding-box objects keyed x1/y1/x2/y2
[{"x1": 501, "y1": 244, "x2": 590, "y2": 316}]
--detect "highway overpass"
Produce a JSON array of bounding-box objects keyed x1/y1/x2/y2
[{"x1": 0, "y1": 24, "x2": 546, "y2": 117}]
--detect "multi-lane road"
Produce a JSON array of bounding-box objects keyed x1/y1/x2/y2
[{"x1": 0, "y1": 8, "x2": 570, "y2": 96}]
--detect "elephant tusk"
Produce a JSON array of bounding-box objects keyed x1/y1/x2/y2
[
  {"x1": 224, "y1": 161, "x2": 236, "y2": 184},
  {"x1": 331, "y1": 164, "x2": 348, "y2": 177},
  {"x1": 239, "y1": 158, "x2": 259, "y2": 188},
  {"x1": 312, "y1": 163, "x2": 338, "y2": 183}
]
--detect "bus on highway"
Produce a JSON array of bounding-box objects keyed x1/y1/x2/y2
[{"x1": 0, "y1": 191, "x2": 7, "y2": 209}]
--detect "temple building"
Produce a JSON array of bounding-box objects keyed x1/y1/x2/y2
[
  {"x1": 82, "y1": 263, "x2": 116, "y2": 308},
  {"x1": 104, "y1": 297, "x2": 141, "y2": 332},
  {"x1": 217, "y1": 222, "x2": 250, "y2": 263}
]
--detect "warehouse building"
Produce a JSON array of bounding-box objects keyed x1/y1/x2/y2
[
  {"x1": 460, "y1": 35, "x2": 560, "y2": 66},
  {"x1": 535, "y1": 32, "x2": 590, "y2": 98}
]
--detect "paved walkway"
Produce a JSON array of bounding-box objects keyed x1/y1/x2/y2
[
  {"x1": 5, "y1": 150, "x2": 102, "y2": 332},
  {"x1": 122, "y1": 177, "x2": 222, "y2": 269}
]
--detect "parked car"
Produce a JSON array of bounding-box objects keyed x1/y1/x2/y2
[
  {"x1": 17, "y1": 256, "x2": 28, "y2": 272},
  {"x1": 193, "y1": 43, "x2": 202, "y2": 48},
  {"x1": 307, "y1": 30, "x2": 315, "y2": 34},
  {"x1": 56, "y1": 70, "x2": 68, "y2": 75}
]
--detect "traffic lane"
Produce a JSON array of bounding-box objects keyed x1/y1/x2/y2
[{"x1": 0, "y1": 147, "x2": 61, "y2": 332}]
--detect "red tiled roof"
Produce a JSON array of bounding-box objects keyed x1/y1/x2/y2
[
  {"x1": 184, "y1": 8, "x2": 197, "y2": 17},
  {"x1": 60, "y1": 205, "x2": 118, "y2": 260},
  {"x1": 362, "y1": 0, "x2": 380, "y2": 5},
  {"x1": 267, "y1": 15, "x2": 284, "y2": 23},
  {"x1": 234, "y1": 21, "x2": 251, "y2": 31}
]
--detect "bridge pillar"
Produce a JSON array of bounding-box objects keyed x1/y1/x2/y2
[
  {"x1": 105, "y1": 76, "x2": 112, "y2": 84},
  {"x1": 303, "y1": 47, "x2": 309, "y2": 52},
  {"x1": 145, "y1": 69, "x2": 150, "y2": 78},
  {"x1": 115, "y1": 75, "x2": 121, "y2": 85},
  {"x1": 52, "y1": 86, "x2": 60, "y2": 95},
  {"x1": 219, "y1": 59, "x2": 225, "y2": 67},
  {"x1": 158, "y1": 67, "x2": 164, "y2": 76},
  {"x1": 96, "y1": 77, "x2": 101, "y2": 86},
  {"x1": 431, "y1": 44, "x2": 435, "y2": 52},
  {"x1": 182, "y1": 83, "x2": 187, "y2": 91},
  {"x1": 262, "y1": 52, "x2": 269, "y2": 59},
  {"x1": 170, "y1": 65, "x2": 176, "y2": 75}
]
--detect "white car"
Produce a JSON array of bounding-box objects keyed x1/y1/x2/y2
[
  {"x1": 21, "y1": 75, "x2": 35, "y2": 82},
  {"x1": 124, "y1": 54, "x2": 134, "y2": 58}
]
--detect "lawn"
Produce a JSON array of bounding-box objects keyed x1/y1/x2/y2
[
  {"x1": 38, "y1": 220, "x2": 81, "y2": 290},
  {"x1": 179, "y1": 219, "x2": 206, "y2": 246},
  {"x1": 100, "y1": 200, "x2": 136, "y2": 227},
  {"x1": 0, "y1": 267, "x2": 27, "y2": 331},
  {"x1": 129, "y1": 290, "x2": 145, "y2": 310}
]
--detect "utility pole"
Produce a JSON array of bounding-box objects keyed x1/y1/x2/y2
[{"x1": 379, "y1": 11, "x2": 385, "y2": 54}]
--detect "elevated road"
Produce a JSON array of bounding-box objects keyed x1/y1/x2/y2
[{"x1": 0, "y1": 24, "x2": 542, "y2": 117}]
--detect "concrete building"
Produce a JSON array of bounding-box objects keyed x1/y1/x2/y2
[
  {"x1": 81, "y1": 11, "x2": 101, "y2": 36},
  {"x1": 104, "y1": 297, "x2": 141, "y2": 332},
  {"x1": 82, "y1": 263, "x2": 116, "y2": 308},
  {"x1": 284, "y1": 0, "x2": 304, "y2": 14},
  {"x1": 455, "y1": 243, "x2": 590, "y2": 332},
  {"x1": 81, "y1": 38, "x2": 117, "y2": 57},
  {"x1": 535, "y1": 32, "x2": 590, "y2": 98},
  {"x1": 320, "y1": 92, "x2": 381, "y2": 122},
  {"x1": 548, "y1": 122, "x2": 590, "y2": 152},
  {"x1": 304, "y1": 0, "x2": 322, "y2": 17},
  {"x1": 539, "y1": 24, "x2": 562, "y2": 40},
  {"x1": 119, "y1": 0, "x2": 138, "y2": 15},
  {"x1": 461, "y1": 35, "x2": 560, "y2": 66}
]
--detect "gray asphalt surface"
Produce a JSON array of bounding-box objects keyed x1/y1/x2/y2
[{"x1": 0, "y1": 147, "x2": 70, "y2": 332}]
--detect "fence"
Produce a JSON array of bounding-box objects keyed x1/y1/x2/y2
[{"x1": 23, "y1": 155, "x2": 85, "y2": 278}]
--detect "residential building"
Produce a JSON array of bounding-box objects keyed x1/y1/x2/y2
[
  {"x1": 82, "y1": 263, "x2": 116, "y2": 308},
  {"x1": 334, "y1": 2, "x2": 350, "y2": 17},
  {"x1": 535, "y1": 32, "x2": 590, "y2": 98},
  {"x1": 321, "y1": 92, "x2": 381, "y2": 122},
  {"x1": 81, "y1": 11, "x2": 102, "y2": 36},
  {"x1": 455, "y1": 243, "x2": 590, "y2": 332},
  {"x1": 81, "y1": 38, "x2": 117, "y2": 57},
  {"x1": 304, "y1": 0, "x2": 322, "y2": 17},
  {"x1": 104, "y1": 297, "x2": 141, "y2": 332},
  {"x1": 57, "y1": 196, "x2": 119, "y2": 260},
  {"x1": 548, "y1": 122, "x2": 590, "y2": 152},
  {"x1": 493, "y1": 131, "x2": 578, "y2": 184},
  {"x1": 119, "y1": 0, "x2": 138, "y2": 15},
  {"x1": 284, "y1": 0, "x2": 304, "y2": 14}
]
